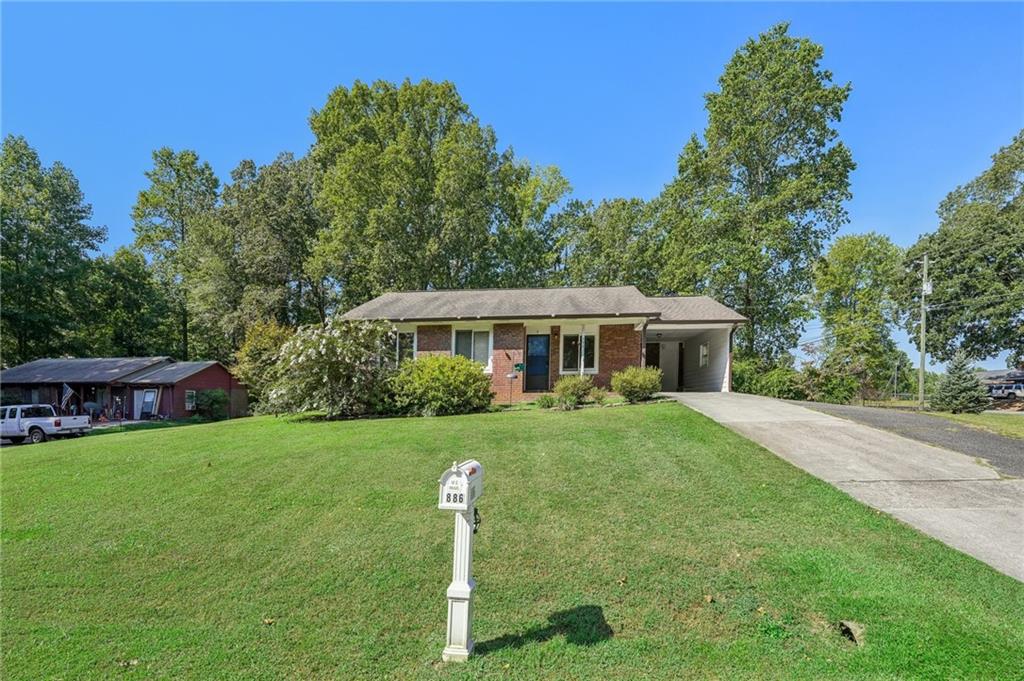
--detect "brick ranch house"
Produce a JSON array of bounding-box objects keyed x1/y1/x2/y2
[
  {"x1": 0, "y1": 357, "x2": 248, "y2": 420},
  {"x1": 343, "y1": 285, "x2": 747, "y2": 402}
]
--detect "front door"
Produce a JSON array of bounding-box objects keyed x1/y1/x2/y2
[{"x1": 525, "y1": 335, "x2": 550, "y2": 391}]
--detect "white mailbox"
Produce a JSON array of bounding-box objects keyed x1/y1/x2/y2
[
  {"x1": 438, "y1": 460, "x2": 483, "y2": 511},
  {"x1": 437, "y1": 460, "x2": 484, "y2": 662}
]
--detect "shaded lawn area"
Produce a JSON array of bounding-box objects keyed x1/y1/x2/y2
[
  {"x1": 930, "y1": 411, "x2": 1024, "y2": 440},
  {"x1": 2, "y1": 404, "x2": 1022, "y2": 679}
]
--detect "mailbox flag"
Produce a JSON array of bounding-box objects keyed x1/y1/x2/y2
[{"x1": 60, "y1": 383, "x2": 74, "y2": 409}]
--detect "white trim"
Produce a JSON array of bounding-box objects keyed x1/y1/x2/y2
[
  {"x1": 558, "y1": 325, "x2": 599, "y2": 375},
  {"x1": 451, "y1": 325, "x2": 494, "y2": 374}
]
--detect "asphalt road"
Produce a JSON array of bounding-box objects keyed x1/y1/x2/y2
[{"x1": 790, "y1": 401, "x2": 1024, "y2": 478}]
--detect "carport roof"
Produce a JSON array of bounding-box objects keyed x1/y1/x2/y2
[
  {"x1": 0, "y1": 357, "x2": 172, "y2": 384},
  {"x1": 645, "y1": 296, "x2": 748, "y2": 323}
]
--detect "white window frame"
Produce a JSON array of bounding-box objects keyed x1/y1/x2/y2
[
  {"x1": 699, "y1": 343, "x2": 709, "y2": 368},
  {"x1": 185, "y1": 389, "x2": 197, "y2": 411},
  {"x1": 396, "y1": 331, "x2": 417, "y2": 364},
  {"x1": 451, "y1": 326, "x2": 493, "y2": 373},
  {"x1": 559, "y1": 326, "x2": 599, "y2": 375}
]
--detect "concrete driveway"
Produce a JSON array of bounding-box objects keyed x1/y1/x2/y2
[{"x1": 670, "y1": 392, "x2": 1024, "y2": 581}]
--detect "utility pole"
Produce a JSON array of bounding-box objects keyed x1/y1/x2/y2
[{"x1": 918, "y1": 254, "x2": 930, "y2": 410}]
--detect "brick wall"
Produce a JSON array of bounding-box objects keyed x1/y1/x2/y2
[
  {"x1": 491, "y1": 323, "x2": 525, "y2": 403},
  {"x1": 415, "y1": 325, "x2": 452, "y2": 355},
  {"x1": 596, "y1": 323, "x2": 642, "y2": 388}
]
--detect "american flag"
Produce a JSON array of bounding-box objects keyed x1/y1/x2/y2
[{"x1": 60, "y1": 383, "x2": 74, "y2": 409}]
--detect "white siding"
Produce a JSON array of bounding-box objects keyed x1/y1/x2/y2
[{"x1": 682, "y1": 329, "x2": 731, "y2": 392}]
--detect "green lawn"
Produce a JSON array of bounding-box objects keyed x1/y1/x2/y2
[
  {"x1": 2, "y1": 404, "x2": 1022, "y2": 679},
  {"x1": 930, "y1": 411, "x2": 1024, "y2": 439}
]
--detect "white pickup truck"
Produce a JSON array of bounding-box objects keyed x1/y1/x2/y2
[{"x1": 0, "y1": 404, "x2": 92, "y2": 444}]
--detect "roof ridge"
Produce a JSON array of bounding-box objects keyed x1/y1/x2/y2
[{"x1": 382, "y1": 285, "x2": 640, "y2": 294}]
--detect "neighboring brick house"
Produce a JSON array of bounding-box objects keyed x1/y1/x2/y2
[
  {"x1": 0, "y1": 357, "x2": 248, "y2": 420},
  {"x1": 343, "y1": 285, "x2": 746, "y2": 402}
]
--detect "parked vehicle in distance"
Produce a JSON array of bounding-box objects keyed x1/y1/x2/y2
[
  {"x1": 0, "y1": 405, "x2": 91, "y2": 444},
  {"x1": 990, "y1": 383, "x2": 1024, "y2": 399}
]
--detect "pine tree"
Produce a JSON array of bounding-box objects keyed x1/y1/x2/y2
[{"x1": 930, "y1": 351, "x2": 990, "y2": 414}]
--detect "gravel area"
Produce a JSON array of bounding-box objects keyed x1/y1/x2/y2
[{"x1": 790, "y1": 401, "x2": 1024, "y2": 478}]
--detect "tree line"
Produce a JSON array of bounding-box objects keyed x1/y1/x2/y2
[{"x1": 2, "y1": 23, "x2": 1021, "y2": 401}]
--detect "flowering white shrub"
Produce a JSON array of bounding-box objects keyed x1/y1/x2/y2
[{"x1": 265, "y1": 318, "x2": 396, "y2": 418}]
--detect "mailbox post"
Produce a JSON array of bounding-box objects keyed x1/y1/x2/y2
[{"x1": 438, "y1": 460, "x2": 484, "y2": 662}]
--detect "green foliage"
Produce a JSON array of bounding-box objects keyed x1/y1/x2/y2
[
  {"x1": 659, "y1": 23, "x2": 854, "y2": 361},
  {"x1": 611, "y1": 366, "x2": 663, "y2": 403},
  {"x1": 310, "y1": 79, "x2": 569, "y2": 308},
  {"x1": 1, "y1": 135, "x2": 106, "y2": 365},
  {"x1": 733, "y1": 358, "x2": 807, "y2": 400},
  {"x1": 730, "y1": 357, "x2": 760, "y2": 394},
  {"x1": 590, "y1": 387, "x2": 609, "y2": 405},
  {"x1": 233, "y1": 320, "x2": 295, "y2": 407},
  {"x1": 901, "y1": 132, "x2": 1024, "y2": 365},
  {"x1": 558, "y1": 394, "x2": 580, "y2": 411},
  {"x1": 265, "y1": 318, "x2": 395, "y2": 418},
  {"x1": 74, "y1": 247, "x2": 174, "y2": 357},
  {"x1": 186, "y1": 154, "x2": 332, "y2": 363},
  {"x1": 799, "y1": 364, "x2": 858, "y2": 404},
  {"x1": 812, "y1": 232, "x2": 906, "y2": 399},
  {"x1": 391, "y1": 354, "x2": 493, "y2": 416},
  {"x1": 930, "y1": 351, "x2": 990, "y2": 414},
  {"x1": 195, "y1": 389, "x2": 229, "y2": 421},
  {"x1": 561, "y1": 198, "x2": 663, "y2": 292},
  {"x1": 534, "y1": 394, "x2": 558, "y2": 409},
  {"x1": 554, "y1": 375, "x2": 594, "y2": 406},
  {"x1": 755, "y1": 366, "x2": 808, "y2": 400},
  {"x1": 132, "y1": 147, "x2": 220, "y2": 360}
]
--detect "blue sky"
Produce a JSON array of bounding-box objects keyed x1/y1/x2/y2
[{"x1": 3, "y1": 2, "x2": 1021, "y2": 368}]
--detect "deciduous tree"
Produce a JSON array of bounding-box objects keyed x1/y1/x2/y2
[
  {"x1": 902, "y1": 131, "x2": 1024, "y2": 365},
  {"x1": 1, "y1": 135, "x2": 106, "y2": 364},
  {"x1": 659, "y1": 23, "x2": 855, "y2": 361},
  {"x1": 132, "y1": 148, "x2": 219, "y2": 359}
]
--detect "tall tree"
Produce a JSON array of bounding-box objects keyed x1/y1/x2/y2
[
  {"x1": 132, "y1": 148, "x2": 219, "y2": 360},
  {"x1": 310, "y1": 79, "x2": 568, "y2": 308},
  {"x1": 902, "y1": 131, "x2": 1024, "y2": 366},
  {"x1": 75, "y1": 247, "x2": 174, "y2": 357},
  {"x1": 562, "y1": 198, "x2": 662, "y2": 292},
  {"x1": 1, "y1": 135, "x2": 106, "y2": 365},
  {"x1": 812, "y1": 232, "x2": 907, "y2": 398},
  {"x1": 659, "y1": 23, "x2": 855, "y2": 361},
  {"x1": 492, "y1": 161, "x2": 571, "y2": 287}
]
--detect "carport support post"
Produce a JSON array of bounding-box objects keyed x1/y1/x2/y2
[{"x1": 443, "y1": 507, "x2": 476, "y2": 662}]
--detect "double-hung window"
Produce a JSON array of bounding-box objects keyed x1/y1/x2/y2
[
  {"x1": 185, "y1": 390, "x2": 197, "y2": 411},
  {"x1": 454, "y1": 329, "x2": 491, "y2": 370},
  {"x1": 397, "y1": 332, "x2": 416, "y2": 364},
  {"x1": 561, "y1": 332, "x2": 596, "y2": 373},
  {"x1": 699, "y1": 343, "x2": 709, "y2": 368}
]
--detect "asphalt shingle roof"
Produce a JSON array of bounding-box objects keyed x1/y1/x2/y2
[
  {"x1": 0, "y1": 357, "x2": 172, "y2": 384},
  {"x1": 343, "y1": 286, "x2": 663, "y2": 321},
  {"x1": 645, "y1": 296, "x2": 748, "y2": 323}
]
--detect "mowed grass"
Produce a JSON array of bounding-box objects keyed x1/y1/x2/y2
[
  {"x1": 2, "y1": 404, "x2": 1022, "y2": 679},
  {"x1": 930, "y1": 411, "x2": 1024, "y2": 439}
]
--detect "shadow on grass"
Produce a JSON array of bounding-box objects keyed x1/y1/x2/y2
[{"x1": 475, "y1": 605, "x2": 612, "y2": 656}]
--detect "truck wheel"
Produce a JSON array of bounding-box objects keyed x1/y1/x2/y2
[{"x1": 28, "y1": 428, "x2": 46, "y2": 444}]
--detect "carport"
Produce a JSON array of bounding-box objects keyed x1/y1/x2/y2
[{"x1": 644, "y1": 323, "x2": 736, "y2": 392}]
